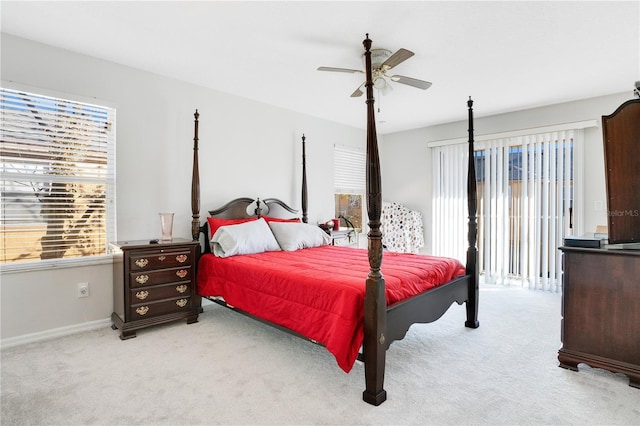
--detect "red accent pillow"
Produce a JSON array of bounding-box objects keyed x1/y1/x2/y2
[
  {"x1": 207, "y1": 217, "x2": 257, "y2": 238},
  {"x1": 262, "y1": 216, "x2": 301, "y2": 223}
]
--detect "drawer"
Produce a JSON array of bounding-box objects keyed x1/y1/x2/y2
[
  {"x1": 130, "y1": 249, "x2": 192, "y2": 271},
  {"x1": 130, "y1": 282, "x2": 191, "y2": 303},
  {"x1": 130, "y1": 297, "x2": 192, "y2": 320},
  {"x1": 130, "y1": 266, "x2": 192, "y2": 287}
]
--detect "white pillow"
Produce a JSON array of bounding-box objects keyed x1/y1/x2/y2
[
  {"x1": 268, "y1": 222, "x2": 332, "y2": 251},
  {"x1": 212, "y1": 218, "x2": 281, "y2": 258}
]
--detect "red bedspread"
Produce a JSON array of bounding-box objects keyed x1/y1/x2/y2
[{"x1": 197, "y1": 245, "x2": 465, "y2": 372}]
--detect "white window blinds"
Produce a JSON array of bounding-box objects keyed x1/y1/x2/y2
[
  {"x1": 0, "y1": 87, "x2": 116, "y2": 266},
  {"x1": 432, "y1": 129, "x2": 582, "y2": 292},
  {"x1": 334, "y1": 145, "x2": 365, "y2": 194}
]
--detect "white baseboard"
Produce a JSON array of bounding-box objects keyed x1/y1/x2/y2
[{"x1": 1, "y1": 317, "x2": 111, "y2": 350}]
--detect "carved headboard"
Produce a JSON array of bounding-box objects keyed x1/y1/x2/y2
[{"x1": 199, "y1": 197, "x2": 300, "y2": 253}]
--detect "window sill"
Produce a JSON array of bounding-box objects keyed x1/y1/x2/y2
[{"x1": 0, "y1": 255, "x2": 113, "y2": 275}]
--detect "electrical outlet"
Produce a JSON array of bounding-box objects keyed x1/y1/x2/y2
[{"x1": 77, "y1": 283, "x2": 89, "y2": 298}]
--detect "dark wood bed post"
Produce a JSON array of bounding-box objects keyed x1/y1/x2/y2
[
  {"x1": 361, "y1": 34, "x2": 388, "y2": 406},
  {"x1": 191, "y1": 109, "x2": 201, "y2": 242},
  {"x1": 301, "y1": 134, "x2": 308, "y2": 223},
  {"x1": 465, "y1": 98, "x2": 480, "y2": 328},
  {"x1": 191, "y1": 110, "x2": 203, "y2": 312}
]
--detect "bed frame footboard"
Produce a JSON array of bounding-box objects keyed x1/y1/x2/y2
[{"x1": 385, "y1": 276, "x2": 473, "y2": 347}]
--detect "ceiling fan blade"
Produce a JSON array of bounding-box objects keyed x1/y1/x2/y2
[
  {"x1": 390, "y1": 75, "x2": 432, "y2": 90},
  {"x1": 381, "y1": 48, "x2": 414, "y2": 69},
  {"x1": 350, "y1": 84, "x2": 364, "y2": 97},
  {"x1": 317, "y1": 66, "x2": 364, "y2": 74}
]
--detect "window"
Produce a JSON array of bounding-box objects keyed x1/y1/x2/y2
[
  {"x1": 0, "y1": 87, "x2": 116, "y2": 268},
  {"x1": 334, "y1": 193, "x2": 363, "y2": 230},
  {"x1": 333, "y1": 145, "x2": 364, "y2": 230},
  {"x1": 432, "y1": 127, "x2": 585, "y2": 292}
]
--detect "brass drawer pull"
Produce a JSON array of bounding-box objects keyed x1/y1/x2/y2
[
  {"x1": 136, "y1": 306, "x2": 149, "y2": 316},
  {"x1": 135, "y1": 258, "x2": 148, "y2": 268},
  {"x1": 176, "y1": 284, "x2": 188, "y2": 293},
  {"x1": 135, "y1": 275, "x2": 149, "y2": 284},
  {"x1": 176, "y1": 254, "x2": 188, "y2": 263},
  {"x1": 176, "y1": 299, "x2": 188, "y2": 308},
  {"x1": 135, "y1": 290, "x2": 149, "y2": 300},
  {"x1": 158, "y1": 255, "x2": 166, "y2": 261},
  {"x1": 176, "y1": 270, "x2": 188, "y2": 279}
]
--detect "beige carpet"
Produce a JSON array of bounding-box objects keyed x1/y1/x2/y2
[{"x1": 2, "y1": 286, "x2": 639, "y2": 425}]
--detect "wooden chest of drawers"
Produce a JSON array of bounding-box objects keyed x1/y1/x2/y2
[
  {"x1": 111, "y1": 239, "x2": 200, "y2": 340},
  {"x1": 558, "y1": 246, "x2": 640, "y2": 388}
]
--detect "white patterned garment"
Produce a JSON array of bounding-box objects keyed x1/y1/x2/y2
[{"x1": 381, "y1": 202, "x2": 425, "y2": 253}]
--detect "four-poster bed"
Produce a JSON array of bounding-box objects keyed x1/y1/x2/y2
[{"x1": 190, "y1": 34, "x2": 479, "y2": 405}]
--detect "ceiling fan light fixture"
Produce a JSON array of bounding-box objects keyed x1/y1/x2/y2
[{"x1": 373, "y1": 77, "x2": 387, "y2": 89}]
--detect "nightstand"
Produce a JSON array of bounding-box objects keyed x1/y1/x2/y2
[
  {"x1": 329, "y1": 228, "x2": 358, "y2": 247},
  {"x1": 110, "y1": 238, "x2": 200, "y2": 340}
]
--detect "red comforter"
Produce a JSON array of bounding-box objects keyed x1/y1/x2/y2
[{"x1": 197, "y1": 245, "x2": 465, "y2": 372}]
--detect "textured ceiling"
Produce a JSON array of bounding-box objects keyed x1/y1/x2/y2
[{"x1": 2, "y1": 1, "x2": 639, "y2": 133}]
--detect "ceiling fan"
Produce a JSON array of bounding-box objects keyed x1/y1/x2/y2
[{"x1": 318, "y1": 47, "x2": 432, "y2": 97}]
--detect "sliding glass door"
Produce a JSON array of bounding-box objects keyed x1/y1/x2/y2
[{"x1": 433, "y1": 130, "x2": 582, "y2": 292}]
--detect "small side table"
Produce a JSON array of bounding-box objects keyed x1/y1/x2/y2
[{"x1": 329, "y1": 228, "x2": 358, "y2": 247}]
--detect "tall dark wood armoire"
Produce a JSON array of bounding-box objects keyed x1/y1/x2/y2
[{"x1": 558, "y1": 97, "x2": 640, "y2": 389}]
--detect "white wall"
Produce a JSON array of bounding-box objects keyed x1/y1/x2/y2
[
  {"x1": 381, "y1": 92, "x2": 632, "y2": 254},
  {"x1": 2, "y1": 32, "x2": 631, "y2": 343},
  {"x1": 0, "y1": 34, "x2": 366, "y2": 341}
]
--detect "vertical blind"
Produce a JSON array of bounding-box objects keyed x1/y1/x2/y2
[
  {"x1": 432, "y1": 142, "x2": 468, "y2": 263},
  {"x1": 0, "y1": 87, "x2": 116, "y2": 266},
  {"x1": 432, "y1": 130, "x2": 580, "y2": 292}
]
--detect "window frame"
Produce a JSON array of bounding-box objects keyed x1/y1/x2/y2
[{"x1": 0, "y1": 82, "x2": 117, "y2": 273}]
